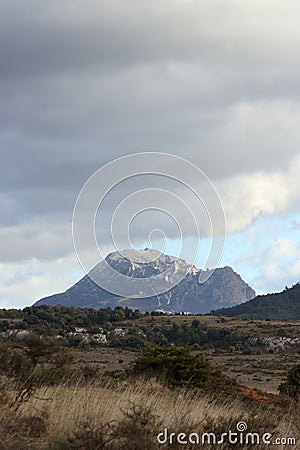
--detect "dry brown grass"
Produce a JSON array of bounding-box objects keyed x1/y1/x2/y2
[
  {"x1": 0, "y1": 377, "x2": 299, "y2": 449},
  {"x1": 35, "y1": 379, "x2": 249, "y2": 435}
]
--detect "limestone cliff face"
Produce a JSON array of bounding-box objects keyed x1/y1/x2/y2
[{"x1": 34, "y1": 250, "x2": 255, "y2": 314}]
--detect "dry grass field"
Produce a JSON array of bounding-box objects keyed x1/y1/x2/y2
[
  {"x1": 72, "y1": 346, "x2": 300, "y2": 394},
  {"x1": 1, "y1": 314, "x2": 300, "y2": 449},
  {"x1": 72, "y1": 315, "x2": 300, "y2": 394},
  {"x1": 0, "y1": 377, "x2": 299, "y2": 449},
  {"x1": 135, "y1": 314, "x2": 300, "y2": 337},
  {"x1": 205, "y1": 352, "x2": 300, "y2": 394}
]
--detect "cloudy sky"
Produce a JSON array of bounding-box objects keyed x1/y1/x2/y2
[{"x1": 1, "y1": 0, "x2": 300, "y2": 309}]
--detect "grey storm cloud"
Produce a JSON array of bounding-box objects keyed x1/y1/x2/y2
[
  {"x1": 1, "y1": 0, "x2": 300, "y2": 267},
  {"x1": 1, "y1": 1, "x2": 300, "y2": 76}
]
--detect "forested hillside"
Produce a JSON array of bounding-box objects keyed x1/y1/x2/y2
[{"x1": 213, "y1": 283, "x2": 300, "y2": 320}]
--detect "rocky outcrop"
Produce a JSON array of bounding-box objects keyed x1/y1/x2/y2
[{"x1": 34, "y1": 249, "x2": 255, "y2": 314}]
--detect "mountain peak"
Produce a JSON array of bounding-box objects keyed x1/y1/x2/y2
[
  {"x1": 106, "y1": 248, "x2": 176, "y2": 264},
  {"x1": 34, "y1": 248, "x2": 255, "y2": 313}
]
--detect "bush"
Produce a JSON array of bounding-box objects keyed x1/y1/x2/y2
[
  {"x1": 0, "y1": 334, "x2": 73, "y2": 409},
  {"x1": 48, "y1": 420, "x2": 115, "y2": 450},
  {"x1": 115, "y1": 404, "x2": 160, "y2": 450},
  {"x1": 133, "y1": 345, "x2": 210, "y2": 389},
  {"x1": 279, "y1": 364, "x2": 300, "y2": 399},
  {"x1": 48, "y1": 405, "x2": 160, "y2": 450}
]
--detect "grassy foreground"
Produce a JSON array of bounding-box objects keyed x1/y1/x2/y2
[{"x1": 0, "y1": 377, "x2": 299, "y2": 449}]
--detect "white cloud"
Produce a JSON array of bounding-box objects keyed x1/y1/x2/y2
[
  {"x1": 1, "y1": 0, "x2": 300, "y2": 306},
  {"x1": 218, "y1": 155, "x2": 300, "y2": 234},
  {"x1": 0, "y1": 220, "x2": 73, "y2": 263},
  {"x1": 253, "y1": 239, "x2": 300, "y2": 293},
  {"x1": 0, "y1": 256, "x2": 84, "y2": 309},
  {"x1": 290, "y1": 260, "x2": 300, "y2": 278},
  {"x1": 270, "y1": 238, "x2": 298, "y2": 260}
]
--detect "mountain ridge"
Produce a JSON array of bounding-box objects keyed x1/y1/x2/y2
[
  {"x1": 34, "y1": 249, "x2": 255, "y2": 313},
  {"x1": 212, "y1": 283, "x2": 300, "y2": 320}
]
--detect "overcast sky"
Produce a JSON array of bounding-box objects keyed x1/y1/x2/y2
[{"x1": 1, "y1": 0, "x2": 300, "y2": 308}]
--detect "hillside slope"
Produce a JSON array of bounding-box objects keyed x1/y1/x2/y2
[{"x1": 212, "y1": 283, "x2": 300, "y2": 320}]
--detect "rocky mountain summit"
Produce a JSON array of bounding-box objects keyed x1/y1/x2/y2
[{"x1": 34, "y1": 249, "x2": 255, "y2": 313}]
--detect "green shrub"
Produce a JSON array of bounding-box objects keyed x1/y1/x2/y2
[
  {"x1": 133, "y1": 345, "x2": 210, "y2": 389},
  {"x1": 279, "y1": 364, "x2": 300, "y2": 399}
]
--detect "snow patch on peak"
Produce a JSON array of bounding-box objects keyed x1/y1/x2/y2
[{"x1": 105, "y1": 248, "x2": 182, "y2": 267}]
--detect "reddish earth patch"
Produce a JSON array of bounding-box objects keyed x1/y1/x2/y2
[{"x1": 236, "y1": 385, "x2": 273, "y2": 404}]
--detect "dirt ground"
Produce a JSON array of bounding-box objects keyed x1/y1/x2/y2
[{"x1": 74, "y1": 315, "x2": 300, "y2": 394}]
